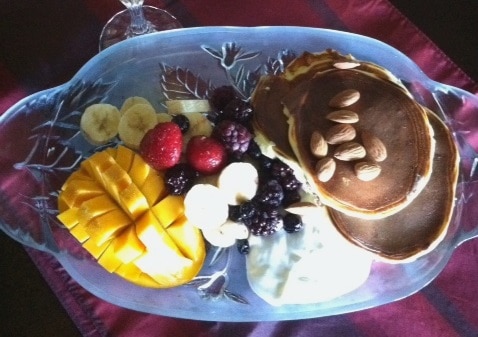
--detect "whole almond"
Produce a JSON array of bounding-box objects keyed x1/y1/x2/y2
[
  {"x1": 361, "y1": 131, "x2": 387, "y2": 162},
  {"x1": 315, "y1": 157, "x2": 336, "y2": 182},
  {"x1": 325, "y1": 110, "x2": 359, "y2": 123},
  {"x1": 328, "y1": 89, "x2": 360, "y2": 108},
  {"x1": 325, "y1": 124, "x2": 356, "y2": 144},
  {"x1": 334, "y1": 142, "x2": 366, "y2": 161},
  {"x1": 333, "y1": 61, "x2": 361, "y2": 69},
  {"x1": 354, "y1": 162, "x2": 381, "y2": 181},
  {"x1": 310, "y1": 131, "x2": 328, "y2": 158}
]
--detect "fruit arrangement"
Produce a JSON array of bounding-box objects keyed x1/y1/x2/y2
[{"x1": 57, "y1": 88, "x2": 307, "y2": 289}]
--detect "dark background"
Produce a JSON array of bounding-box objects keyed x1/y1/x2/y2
[{"x1": 1, "y1": 1, "x2": 477, "y2": 336}]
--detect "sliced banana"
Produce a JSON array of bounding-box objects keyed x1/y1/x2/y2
[
  {"x1": 202, "y1": 220, "x2": 249, "y2": 247},
  {"x1": 184, "y1": 184, "x2": 229, "y2": 230},
  {"x1": 118, "y1": 103, "x2": 158, "y2": 149},
  {"x1": 166, "y1": 99, "x2": 211, "y2": 114},
  {"x1": 156, "y1": 112, "x2": 173, "y2": 124},
  {"x1": 182, "y1": 112, "x2": 213, "y2": 151},
  {"x1": 120, "y1": 96, "x2": 153, "y2": 115},
  {"x1": 221, "y1": 220, "x2": 249, "y2": 240},
  {"x1": 80, "y1": 103, "x2": 121, "y2": 145},
  {"x1": 201, "y1": 227, "x2": 236, "y2": 248},
  {"x1": 217, "y1": 162, "x2": 259, "y2": 205}
]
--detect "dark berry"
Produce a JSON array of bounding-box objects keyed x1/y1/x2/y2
[
  {"x1": 228, "y1": 201, "x2": 256, "y2": 222},
  {"x1": 171, "y1": 114, "x2": 190, "y2": 133},
  {"x1": 209, "y1": 85, "x2": 238, "y2": 111},
  {"x1": 283, "y1": 213, "x2": 304, "y2": 233},
  {"x1": 282, "y1": 190, "x2": 302, "y2": 207},
  {"x1": 259, "y1": 155, "x2": 273, "y2": 170},
  {"x1": 236, "y1": 239, "x2": 250, "y2": 255},
  {"x1": 212, "y1": 120, "x2": 252, "y2": 156},
  {"x1": 253, "y1": 179, "x2": 284, "y2": 207},
  {"x1": 271, "y1": 159, "x2": 294, "y2": 178},
  {"x1": 279, "y1": 174, "x2": 302, "y2": 192},
  {"x1": 164, "y1": 163, "x2": 199, "y2": 195},
  {"x1": 223, "y1": 98, "x2": 254, "y2": 125},
  {"x1": 246, "y1": 139, "x2": 262, "y2": 160},
  {"x1": 245, "y1": 206, "x2": 283, "y2": 236}
]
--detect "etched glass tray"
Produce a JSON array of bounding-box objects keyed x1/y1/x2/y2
[{"x1": 1, "y1": 27, "x2": 478, "y2": 321}]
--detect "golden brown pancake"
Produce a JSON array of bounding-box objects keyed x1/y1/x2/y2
[
  {"x1": 283, "y1": 68, "x2": 435, "y2": 219},
  {"x1": 328, "y1": 111, "x2": 459, "y2": 262}
]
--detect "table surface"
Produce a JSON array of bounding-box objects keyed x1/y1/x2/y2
[{"x1": 1, "y1": 1, "x2": 478, "y2": 336}]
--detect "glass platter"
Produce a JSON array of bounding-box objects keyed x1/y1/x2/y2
[{"x1": 1, "y1": 27, "x2": 478, "y2": 321}]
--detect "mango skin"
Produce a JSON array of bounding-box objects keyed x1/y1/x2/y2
[{"x1": 56, "y1": 145, "x2": 205, "y2": 288}]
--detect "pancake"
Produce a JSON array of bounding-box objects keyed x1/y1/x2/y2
[
  {"x1": 328, "y1": 110, "x2": 459, "y2": 262},
  {"x1": 252, "y1": 50, "x2": 436, "y2": 219},
  {"x1": 284, "y1": 68, "x2": 435, "y2": 219}
]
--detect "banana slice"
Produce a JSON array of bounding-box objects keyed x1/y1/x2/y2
[
  {"x1": 120, "y1": 96, "x2": 154, "y2": 115},
  {"x1": 166, "y1": 99, "x2": 211, "y2": 114},
  {"x1": 156, "y1": 112, "x2": 173, "y2": 124},
  {"x1": 217, "y1": 162, "x2": 259, "y2": 205},
  {"x1": 80, "y1": 103, "x2": 121, "y2": 145},
  {"x1": 118, "y1": 103, "x2": 158, "y2": 149},
  {"x1": 202, "y1": 220, "x2": 249, "y2": 247},
  {"x1": 182, "y1": 112, "x2": 213, "y2": 151},
  {"x1": 184, "y1": 184, "x2": 229, "y2": 230}
]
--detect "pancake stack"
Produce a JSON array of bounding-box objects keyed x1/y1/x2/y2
[{"x1": 251, "y1": 50, "x2": 459, "y2": 262}]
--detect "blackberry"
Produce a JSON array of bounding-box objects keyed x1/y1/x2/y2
[
  {"x1": 236, "y1": 239, "x2": 250, "y2": 255},
  {"x1": 282, "y1": 189, "x2": 301, "y2": 207},
  {"x1": 223, "y1": 98, "x2": 254, "y2": 125},
  {"x1": 164, "y1": 163, "x2": 198, "y2": 195},
  {"x1": 253, "y1": 179, "x2": 284, "y2": 207},
  {"x1": 259, "y1": 155, "x2": 273, "y2": 170},
  {"x1": 228, "y1": 201, "x2": 256, "y2": 222},
  {"x1": 270, "y1": 159, "x2": 301, "y2": 191},
  {"x1": 209, "y1": 85, "x2": 237, "y2": 111},
  {"x1": 212, "y1": 120, "x2": 252, "y2": 156},
  {"x1": 171, "y1": 114, "x2": 190, "y2": 133},
  {"x1": 245, "y1": 206, "x2": 283, "y2": 236},
  {"x1": 271, "y1": 159, "x2": 294, "y2": 178},
  {"x1": 283, "y1": 213, "x2": 304, "y2": 233},
  {"x1": 279, "y1": 174, "x2": 302, "y2": 192},
  {"x1": 246, "y1": 139, "x2": 262, "y2": 160}
]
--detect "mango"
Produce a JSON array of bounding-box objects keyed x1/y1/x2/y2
[
  {"x1": 140, "y1": 170, "x2": 167, "y2": 206},
  {"x1": 57, "y1": 145, "x2": 206, "y2": 288},
  {"x1": 85, "y1": 208, "x2": 132, "y2": 246},
  {"x1": 151, "y1": 195, "x2": 185, "y2": 228},
  {"x1": 128, "y1": 153, "x2": 151, "y2": 187},
  {"x1": 114, "y1": 145, "x2": 135, "y2": 172},
  {"x1": 113, "y1": 225, "x2": 145, "y2": 264}
]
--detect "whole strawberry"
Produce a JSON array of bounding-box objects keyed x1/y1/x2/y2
[
  {"x1": 186, "y1": 135, "x2": 227, "y2": 175},
  {"x1": 139, "y1": 122, "x2": 182, "y2": 170}
]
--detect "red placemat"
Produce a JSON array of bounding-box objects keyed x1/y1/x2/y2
[{"x1": 4, "y1": 0, "x2": 478, "y2": 336}]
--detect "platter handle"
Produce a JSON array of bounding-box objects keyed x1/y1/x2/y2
[{"x1": 455, "y1": 180, "x2": 478, "y2": 247}]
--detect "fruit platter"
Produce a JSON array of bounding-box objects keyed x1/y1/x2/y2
[{"x1": 1, "y1": 27, "x2": 478, "y2": 321}]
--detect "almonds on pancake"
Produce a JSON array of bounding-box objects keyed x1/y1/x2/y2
[
  {"x1": 328, "y1": 89, "x2": 360, "y2": 108},
  {"x1": 354, "y1": 162, "x2": 382, "y2": 181},
  {"x1": 333, "y1": 142, "x2": 366, "y2": 161},
  {"x1": 325, "y1": 110, "x2": 359, "y2": 123},
  {"x1": 325, "y1": 124, "x2": 357, "y2": 145},
  {"x1": 310, "y1": 131, "x2": 328, "y2": 157},
  {"x1": 361, "y1": 131, "x2": 388, "y2": 162}
]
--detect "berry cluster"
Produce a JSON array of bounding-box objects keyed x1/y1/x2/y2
[{"x1": 208, "y1": 86, "x2": 305, "y2": 240}]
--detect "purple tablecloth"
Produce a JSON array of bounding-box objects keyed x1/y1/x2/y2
[{"x1": 2, "y1": 0, "x2": 478, "y2": 336}]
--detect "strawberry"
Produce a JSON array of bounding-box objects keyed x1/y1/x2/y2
[
  {"x1": 139, "y1": 122, "x2": 182, "y2": 170},
  {"x1": 186, "y1": 135, "x2": 227, "y2": 175}
]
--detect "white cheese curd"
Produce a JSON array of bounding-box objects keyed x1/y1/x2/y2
[{"x1": 245, "y1": 205, "x2": 373, "y2": 306}]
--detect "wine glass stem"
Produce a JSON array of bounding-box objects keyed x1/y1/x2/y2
[{"x1": 128, "y1": 4, "x2": 149, "y2": 35}]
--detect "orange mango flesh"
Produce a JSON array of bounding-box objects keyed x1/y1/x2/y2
[{"x1": 56, "y1": 145, "x2": 205, "y2": 288}]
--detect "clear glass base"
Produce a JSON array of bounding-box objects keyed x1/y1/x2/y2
[{"x1": 99, "y1": 5, "x2": 182, "y2": 51}]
